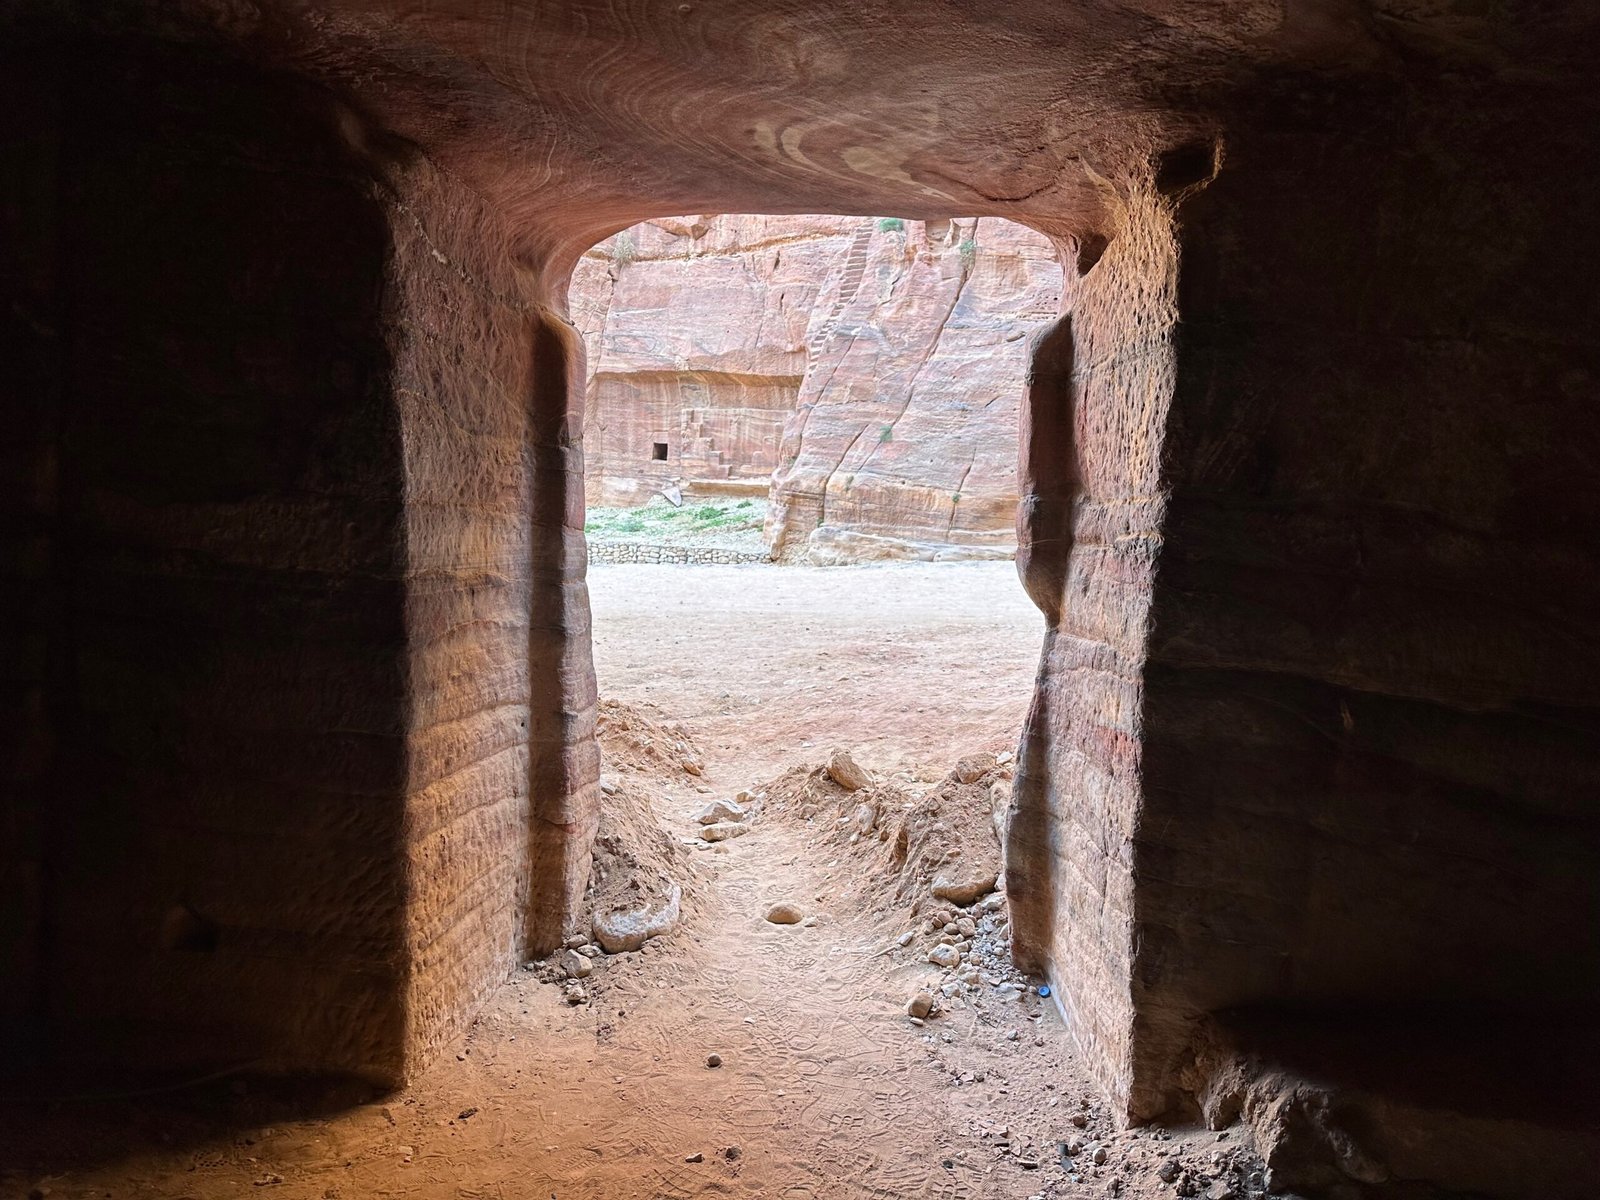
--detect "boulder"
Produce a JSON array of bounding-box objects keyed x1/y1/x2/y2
[
  {"x1": 591, "y1": 884, "x2": 682, "y2": 953},
  {"x1": 932, "y1": 871, "x2": 998, "y2": 907},
  {"x1": 826, "y1": 749, "x2": 872, "y2": 792},
  {"x1": 695, "y1": 797, "x2": 746, "y2": 825}
]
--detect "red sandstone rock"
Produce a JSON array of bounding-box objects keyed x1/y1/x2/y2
[
  {"x1": 767, "y1": 217, "x2": 1063, "y2": 561},
  {"x1": 572, "y1": 214, "x2": 1062, "y2": 558}
]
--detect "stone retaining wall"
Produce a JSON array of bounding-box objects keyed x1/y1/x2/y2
[{"x1": 587, "y1": 541, "x2": 770, "y2": 565}]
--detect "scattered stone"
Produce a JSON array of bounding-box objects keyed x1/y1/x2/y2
[
  {"x1": 700, "y1": 821, "x2": 747, "y2": 842},
  {"x1": 1092, "y1": 1146, "x2": 1108, "y2": 1166},
  {"x1": 576, "y1": 943, "x2": 603, "y2": 958},
  {"x1": 978, "y1": 892, "x2": 1007, "y2": 914},
  {"x1": 694, "y1": 784, "x2": 711, "y2": 794},
  {"x1": 954, "y1": 754, "x2": 995, "y2": 784},
  {"x1": 825, "y1": 748, "x2": 872, "y2": 791},
  {"x1": 563, "y1": 932, "x2": 588, "y2": 949},
  {"x1": 907, "y1": 991, "x2": 936, "y2": 1018},
  {"x1": 724, "y1": 1145, "x2": 742, "y2": 1161},
  {"x1": 694, "y1": 797, "x2": 745, "y2": 825},
  {"x1": 896, "y1": 930, "x2": 915, "y2": 947},
  {"x1": 1158, "y1": 1160, "x2": 1180, "y2": 1183},
  {"x1": 457, "y1": 1106, "x2": 479, "y2": 1121},
  {"x1": 956, "y1": 916, "x2": 977, "y2": 938},
  {"x1": 765, "y1": 902, "x2": 805, "y2": 924},
  {"x1": 599, "y1": 777, "x2": 620, "y2": 796},
  {"x1": 1066, "y1": 1136, "x2": 1085, "y2": 1155},
  {"x1": 1204, "y1": 1183, "x2": 1234, "y2": 1200},
  {"x1": 928, "y1": 944, "x2": 961, "y2": 969},
  {"x1": 909, "y1": 1016, "x2": 925, "y2": 1027},
  {"x1": 705, "y1": 1053, "x2": 722, "y2": 1068},
  {"x1": 932, "y1": 871, "x2": 999, "y2": 906},
  {"x1": 559, "y1": 949, "x2": 592, "y2": 979},
  {"x1": 592, "y1": 884, "x2": 682, "y2": 953},
  {"x1": 685, "y1": 1152, "x2": 703, "y2": 1163},
  {"x1": 563, "y1": 981, "x2": 588, "y2": 1005},
  {"x1": 1070, "y1": 1112, "x2": 1088, "y2": 1128}
]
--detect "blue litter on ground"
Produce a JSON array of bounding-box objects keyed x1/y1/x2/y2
[{"x1": 1038, "y1": 985, "x2": 1051, "y2": 997}]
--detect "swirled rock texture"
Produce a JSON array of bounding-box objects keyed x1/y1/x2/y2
[{"x1": 570, "y1": 214, "x2": 1062, "y2": 558}]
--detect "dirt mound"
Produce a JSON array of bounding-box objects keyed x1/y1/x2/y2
[
  {"x1": 582, "y1": 775, "x2": 705, "y2": 954},
  {"x1": 759, "y1": 748, "x2": 1014, "y2": 908},
  {"x1": 595, "y1": 697, "x2": 706, "y2": 778}
]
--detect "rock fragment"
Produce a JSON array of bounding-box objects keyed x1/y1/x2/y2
[
  {"x1": 591, "y1": 883, "x2": 682, "y2": 953},
  {"x1": 700, "y1": 821, "x2": 747, "y2": 842},
  {"x1": 932, "y1": 870, "x2": 998, "y2": 906},
  {"x1": 928, "y1": 943, "x2": 961, "y2": 968},
  {"x1": 906, "y1": 991, "x2": 936, "y2": 1018},
  {"x1": 826, "y1": 749, "x2": 872, "y2": 791},
  {"x1": 559, "y1": 949, "x2": 593, "y2": 979},
  {"x1": 695, "y1": 797, "x2": 745, "y2": 825},
  {"x1": 765, "y1": 902, "x2": 805, "y2": 924},
  {"x1": 705, "y1": 1053, "x2": 722, "y2": 1068}
]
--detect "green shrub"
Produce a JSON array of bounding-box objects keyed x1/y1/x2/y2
[
  {"x1": 613, "y1": 230, "x2": 636, "y2": 266},
  {"x1": 958, "y1": 236, "x2": 977, "y2": 270},
  {"x1": 876, "y1": 217, "x2": 905, "y2": 233}
]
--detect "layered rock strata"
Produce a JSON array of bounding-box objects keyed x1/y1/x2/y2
[{"x1": 571, "y1": 214, "x2": 1063, "y2": 560}]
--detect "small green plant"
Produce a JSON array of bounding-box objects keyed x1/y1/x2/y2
[
  {"x1": 614, "y1": 515, "x2": 646, "y2": 533},
  {"x1": 693, "y1": 505, "x2": 723, "y2": 521},
  {"x1": 876, "y1": 217, "x2": 905, "y2": 233},
  {"x1": 878, "y1": 424, "x2": 894, "y2": 443},
  {"x1": 958, "y1": 236, "x2": 977, "y2": 270},
  {"x1": 613, "y1": 230, "x2": 636, "y2": 266},
  {"x1": 737, "y1": 499, "x2": 754, "y2": 509}
]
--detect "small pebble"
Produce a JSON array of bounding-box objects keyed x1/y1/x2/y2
[
  {"x1": 706, "y1": 1053, "x2": 722, "y2": 1068},
  {"x1": 725, "y1": 1145, "x2": 742, "y2": 1160},
  {"x1": 685, "y1": 1151, "x2": 703, "y2": 1163}
]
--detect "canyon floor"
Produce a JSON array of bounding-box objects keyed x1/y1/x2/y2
[{"x1": 3, "y1": 562, "x2": 1266, "y2": 1200}]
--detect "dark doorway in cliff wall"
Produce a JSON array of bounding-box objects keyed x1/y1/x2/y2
[{"x1": 571, "y1": 209, "x2": 1063, "y2": 957}]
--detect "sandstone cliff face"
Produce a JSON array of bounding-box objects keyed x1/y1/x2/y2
[
  {"x1": 572, "y1": 215, "x2": 849, "y2": 508},
  {"x1": 570, "y1": 214, "x2": 1063, "y2": 558},
  {"x1": 769, "y1": 217, "x2": 1063, "y2": 562}
]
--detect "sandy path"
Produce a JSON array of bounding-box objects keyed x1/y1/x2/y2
[
  {"x1": 0, "y1": 563, "x2": 1250, "y2": 1200},
  {"x1": 588, "y1": 561, "x2": 1046, "y2": 781}
]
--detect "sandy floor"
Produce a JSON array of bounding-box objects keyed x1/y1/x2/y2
[
  {"x1": 589, "y1": 561, "x2": 1045, "y2": 782},
  {"x1": 2, "y1": 563, "x2": 1261, "y2": 1200}
]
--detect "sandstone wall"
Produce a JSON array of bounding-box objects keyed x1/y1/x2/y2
[
  {"x1": 571, "y1": 215, "x2": 847, "y2": 507},
  {"x1": 6, "y1": 6, "x2": 1600, "y2": 1194},
  {"x1": 767, "y1": 217, "x2": 1063, "y2": 561},
  {"x1": 0, "y1": 34, "x2": 582, "y2": 1085},
  {"x1": 571, "y1": 214, "x2": 1063, "y2": 559},
  {"x1": 0, "y1": 39, "x2": 415, "y2": 1079}
]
